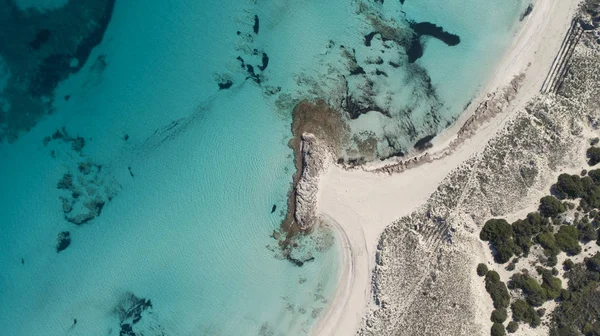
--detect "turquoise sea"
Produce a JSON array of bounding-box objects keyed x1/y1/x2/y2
[{"x1": 0, "y1": 0, "x2": 528, "y2": 335}]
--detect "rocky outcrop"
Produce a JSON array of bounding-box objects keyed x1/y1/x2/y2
[{"x1": 294, "y1": 133, "x2": 329, "y2": 230}]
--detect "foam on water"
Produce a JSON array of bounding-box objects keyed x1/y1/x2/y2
[{"x1": 0, "y1": 0, "x2": 527, "y2": 334}]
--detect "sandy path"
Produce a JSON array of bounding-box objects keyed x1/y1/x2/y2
[{"x1": 311, "y1": 0, "x2": 581, "y2": 335}]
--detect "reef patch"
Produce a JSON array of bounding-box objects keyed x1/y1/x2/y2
[{"x1": 0, "y1": 0, "x2": 116, "y2": 142}]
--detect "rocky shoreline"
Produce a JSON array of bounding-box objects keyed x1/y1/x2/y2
[{"x1": 276, "y1": 100, "x2": 344, "y2": 261}]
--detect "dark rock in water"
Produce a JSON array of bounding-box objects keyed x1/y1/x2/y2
[
  {"x1": 56, "y1": 231, "x2": 71, "y2": 253},
  {"x1": 128, "y1": 166, "x2": 134, "y2": 177},
  {"x1": 342, "y1": 93, "x2": 391, "y2": 119},
  {"x1": 406, "y1": 38, "x2": 424, "y2": 63},
  {"x1": 264, "y1": 86, "x2": 281, "y2": 95},
  {"x1": 30, "y1": 29, "x2": 51, "y2": 50},
  {"x1": 57, "y1": 173, "x2": 74, "y2": 190},
  {"x1": 78, "y1": 162, "x2": 92, "y2": 175},
  {"x1": 120, "y1": 323, "x2": 133, "y2": 335},
  {"x1": 246, "y1": 64, "x2": 261, "y2": 84},
  {"x1": 414, "y1": 134, "x2": 435, "y2": 151},
  {"x1": 253, "y1": 15, "x2": 260, "y2": 34},
  {"x1": 115, "y1": 293, "x2": 154, "y2": 335},
  {"x1": 21, "y1": 258, "x2": 24, "y2": 265},
  {"x1": 380, "y1": 147, "x2": 405, "y2": 161},
  {"x1": 66, "y1": 199, "x2": 105, "y2": 225},
  {"x1": 31, "y1": 54, "x2": 72, "y2": 97},
  {"x1": 364, "y1": 32, "x2": 378, "y2": 47},
  {"x1": 407, "y1": 21, "x2": 460, "y2": 63},
  {"x1": 64, "y1": 95, "x2": 70, "y2": 101},
  {"x1": 124, "y1": 134, "x2": 129, "y2": 141},
  {"x1": 271, "y1": 204, "x2": 277, "y2": 213},
  {"x1": 218, "y1": 79, "x2": 233, "y2": 90},
  {"x1": 400, "y1": 0, "x2": 406, "y2": 4},
  {"x1": 71, "y1": 136, "x2": 85, "y2": 152},
  {"x1": 258, "y1": 52, "x2": 269, "y2": 71},
  {"x1": 388, "y1": 61, "x2": 400, "y2": 68},
  {"x1": 52, "y1": 128, "x2": 66, "y2": 140},
  {"x1": 246, "y1": 64, "x2": 256, "y2": 77},
  {"x1": 287, "y1": 254, "x2": 315, "y2": 267},
  {"x1": 410, "y1": 22, "x2": 460, "y2": 46},
  {"x1": 349, "y1": 65, "x2": 365, "y2": 75},
  {"x1": 375, "y1": 69, "x2": 388, "y2": 77},
  {"x1": 236, "y1": 56, "x2": 245, "y2": 68},
  {"x1": 520, "y1": 4, "x2": 534, "y2": 21}
]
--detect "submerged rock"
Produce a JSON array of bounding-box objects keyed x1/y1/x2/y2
[
  {"x1": 57, "y1": 173, "x2": 74, "y2": 190},
  {"x1": 56, "y1": 231, "x2": 71, "y2": 253},
  {"x1": 114, "y1": 293, "x2": 157, "y2": 335}
]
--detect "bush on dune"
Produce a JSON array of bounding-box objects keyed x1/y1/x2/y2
[
  {"x1": 555, "y1": 225, "x2": 582, "y2": 255},
  {"x1": 481, "y1": 219, "x2": 518, "y2": 263},
  {"x1": 511, "y1": 299, "x2": 541, "y2": 327},
  {"x1": 539, "y1": 196, "x2": 566, "y2": 218},
  {"x1": 485, "y1": 271, "x2": 510, "y2": 309}
]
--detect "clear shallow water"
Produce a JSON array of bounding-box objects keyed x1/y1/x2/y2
[{"x1": 0, "y1": 0, "x2": 526, "y2": 335}]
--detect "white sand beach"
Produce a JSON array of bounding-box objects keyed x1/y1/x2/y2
[{"x1": 312, "y1": 0, "x2": 582, "y2": 334}]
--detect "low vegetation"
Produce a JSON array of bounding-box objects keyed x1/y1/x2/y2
[{"x1": 479, "y1": 146, "x2": 600, "y2": 334}]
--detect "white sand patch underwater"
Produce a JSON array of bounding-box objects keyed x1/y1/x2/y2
[{"x1": 0, "y1": 0, "x2": 528, "y2": 334}]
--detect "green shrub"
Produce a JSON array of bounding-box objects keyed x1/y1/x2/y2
[
  {"x1": 477, "y1": 263, "x2": 488, "y2": 277},
  {"x1": 588, "y1": 169, "x2": 600, "y2": 184},
  {"x1": 541, "y1": 270, "x2": 562, "y2": 299},
  {"x1": 546, "y1": 253, "x2": 558, "y2": 267},
  {"x1": 485, "y1": 271, "x2": 510, "y2": 309},
  {"x1": 554, "y1": 174, "x2": 583, "y2": 199},
  {"x1": 539, "y1": 196, "x2": 566, "y2": 217},
  {"x1": 555, "y1": 225, "x2": 582, "y2": 255},
  {"x1": 506, "y1": 321, "x2": 519, "y2": 333},
  {"x1": 536, "y1": 232, "x2": 560, "y2": 256},
  {"x1": 587, "y1": 147, "x2": 600, "y2": 166},
  {"x1": 578, "y1": 221, "x2": 598, "y2": 242},
  {"x1": 563, "y1": 259, "x2": 574, "y2": 271},
  {"x1": 481, "y1": 219, "x2": 513, "y2": 242},
  {"x1": 551, "y1": 261, "x2": 600, "y2": 335},
  {"x1": 481, "y1": 219, "x2": 517, "y2": 263},
  {"x1": 585, "y1": 252, "x2": 600, "y2": 272},
  {"x1": 508, "y1": 273, "x2": 548, "y2": 306},
  {"x1": 491, "y1": 322, "x2": 506, "y2": 336},
  {"x1": 511, "y1": 299, "x2": 541, "y2": 327},
  {"x1": 491, "y1": 308, "x2": 507, "y2": 323}
]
